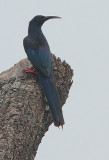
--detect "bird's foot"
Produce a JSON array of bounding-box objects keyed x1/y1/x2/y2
[{"x1": 24, "y1": 68, "x2": 38, "y2": 75}]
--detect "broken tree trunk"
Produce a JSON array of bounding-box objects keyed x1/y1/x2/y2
[{"x1": 0, "y1": 55, "x2": 73, "y2": 160}]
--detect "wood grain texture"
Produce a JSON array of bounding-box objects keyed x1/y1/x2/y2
[{"x1": 0, "y1": 55, "x2": 73, "y2": 160}]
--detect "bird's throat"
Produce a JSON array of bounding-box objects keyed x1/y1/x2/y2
[{"x1": 28, "y1": 25, "x2": 42, "y2": 36}]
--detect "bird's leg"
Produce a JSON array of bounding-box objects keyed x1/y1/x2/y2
[{"x1": 24, "y1": 67, "x2": 38, "y2": 75}]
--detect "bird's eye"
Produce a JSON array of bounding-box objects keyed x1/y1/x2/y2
[{"x1": 41, "y1": 16, "x2": 45, "y2": 20}]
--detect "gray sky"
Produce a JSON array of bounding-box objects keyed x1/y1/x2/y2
[{"x1": 0, "y1": 0, "x2": 109, "y2": 159}]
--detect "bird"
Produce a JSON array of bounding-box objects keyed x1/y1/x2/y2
[{"x1": 23, "y1": 15, "x2": 64, "y2": 127}]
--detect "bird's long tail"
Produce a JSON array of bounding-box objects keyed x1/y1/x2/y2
[{"x1": 38, "y1": 70, "x2": 64, "y2": 127}]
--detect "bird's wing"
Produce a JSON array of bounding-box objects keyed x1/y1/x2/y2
[{"x1": 23, "y1": 37, "x2": 52, "y2": 76}]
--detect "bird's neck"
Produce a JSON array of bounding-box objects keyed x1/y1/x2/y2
[
  {"x1": 28, "y1": 24, "x2": 42, "y2": 37},
  {"x1": 28, "y1": 24, "x2": 48, "y2": 46}
]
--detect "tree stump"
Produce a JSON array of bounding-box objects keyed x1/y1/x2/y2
[{"x1": 0, "y1": 55, "x2": 73, "y2": 160}]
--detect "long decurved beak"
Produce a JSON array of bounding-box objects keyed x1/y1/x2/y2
[{"x1": 45, "y1": 16, "x2": 61, "y2": 21}]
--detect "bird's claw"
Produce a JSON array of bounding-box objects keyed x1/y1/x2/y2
[{"x1": 24, "y1": 68, "x2": 38, "y2": 75}]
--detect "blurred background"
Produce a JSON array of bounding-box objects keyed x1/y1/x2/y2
[{"x1": 0, "y1": 0, "x2": 109, "y2": 159}]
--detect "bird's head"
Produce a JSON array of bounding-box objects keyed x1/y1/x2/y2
[{"x1": 29, "y1": 15, "x2": 61, "y2": 27}]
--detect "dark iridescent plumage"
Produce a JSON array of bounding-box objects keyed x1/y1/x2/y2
[{"x1": 23, "y1": 15, "x2": 64, "y2": 126}]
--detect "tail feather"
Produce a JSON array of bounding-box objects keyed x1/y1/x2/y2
[{"x1": 39, "y1": 70, "x2": 64, "y2": 126}]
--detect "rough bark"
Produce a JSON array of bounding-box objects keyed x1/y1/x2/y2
[{"x1": 0, "y1": 55, "x2": 73, "y2": 160}]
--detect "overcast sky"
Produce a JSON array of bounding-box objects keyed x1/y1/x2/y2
[{"x1": 0, "y1": 0, "x2": 109, "y2": 160}]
